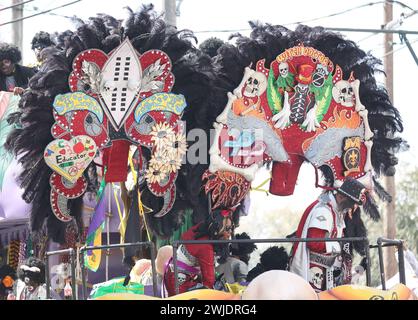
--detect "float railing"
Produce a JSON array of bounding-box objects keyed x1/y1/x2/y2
[
  {"x1": 369, "y1": 238, "x2": 405, "y2": 290},
  {"x1": 45, "y1": 248, "x2": 77, "y2": 300},
  {"x1": 172, "y1": 237, "x2": 370, "y2": 295},
  {"x1": 78, "y1": 241, "x2": 157, "y2": 300}
]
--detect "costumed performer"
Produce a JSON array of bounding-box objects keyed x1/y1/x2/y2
[
  {"x1": 164, "y1": 208, "x2": 234, "y2": 296},
  {"x1": 289, "y1": 177, "x2": 369, "y2": 291}
]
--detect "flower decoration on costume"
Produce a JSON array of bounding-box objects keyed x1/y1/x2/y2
[
  {"x1": 150, "y1": 122, "x2": 175, "y2": 150},
  {"x1": 145, "y1": 160, "x2": 167, "y2": 184},
  {"x1": 165, "y1": 132, "x2": 187, "y2": 160},
  {"x1": 165, "y1": 157, "x2": 182, "y2": 173}
]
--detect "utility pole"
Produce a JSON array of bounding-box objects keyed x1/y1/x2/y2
[
  {"x1": 11, "y1": 0, "x2": 24, "y2": 52},
  {"x1": 383, "y1": 0, "x2": 398, "y2": 280},
  {"x1": 163, "y1": 0, "x2": 177, "y2": 27}
]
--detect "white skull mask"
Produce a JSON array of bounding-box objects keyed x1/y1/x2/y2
[
  {"x1": 332, "y1": 80, "x2": 355, "y2": 107},
  {"x1": 310, "y1": 267, "x2": 324, "y2": 289},
  {"x1": 244, "y1": 72, "x2": 267, "y2": 97},
  {"x1": 279, "y1": 62, "x2": 289, "y2": 78},
  {"x1": 177, "y1": 273, "x2": 187, "y2": 285}
]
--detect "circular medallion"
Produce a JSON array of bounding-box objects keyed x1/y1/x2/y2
[{"x1": 50, "y1": 173, "x2": 87, "y2": 199}]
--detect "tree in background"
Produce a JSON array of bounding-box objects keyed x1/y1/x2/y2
[
  {"x1": 237, "y1": 198, "x2": 302, "y2": 270},
  {"x1": 395, "y1": 166, "x2": 418, "y2": 252},
  {"x1": 364, "y1": 165, "x2": 418, "y2": 286}
]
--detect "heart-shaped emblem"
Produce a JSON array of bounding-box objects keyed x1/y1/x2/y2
[{"x1": 44, "y1": 135, "x2": 97, "y2": 183}]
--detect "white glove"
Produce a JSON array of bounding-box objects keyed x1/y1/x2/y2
[
  {"x1": 302, "y1": 105, "x2": 320, "y2": 132},
  {"x1": 273, "y1": 91, "x2": 291, "y2": 129}
]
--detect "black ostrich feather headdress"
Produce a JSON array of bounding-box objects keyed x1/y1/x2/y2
[{"x1": 5, "y1": 4, "x2": 228, "y2": 243}]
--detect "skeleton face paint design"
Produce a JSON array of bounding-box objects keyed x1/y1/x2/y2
[
  {"x1": 279, "y1": 62, "x2": 289, "y2": 78},
  {"x1": 332, "y1": 80, "x2": 355, "y2": 107}
]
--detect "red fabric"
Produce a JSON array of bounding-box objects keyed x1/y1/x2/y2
[
  {"x1": 291, "y1": 200, "x2": 319, "y2": 257},
  {"x1": 165, "y1": 270, "x2": 199, "y2": 296},
  {"x1": 269, "y1": 154, "x2": 305, "y2": 196},
  {"x1": 102, "y1": 140, "x2": 130, "y2": 182},
  {"x1": 165, "y1": 224, "x2": 215, "y2": 296},
  {"x1": 307, "y1": 228, "x2": 327, "y2": 252},
  {"x1": 181, "y1": 224, "x2": 215, "y2": 288}
]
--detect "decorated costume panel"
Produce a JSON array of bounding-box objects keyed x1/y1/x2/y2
[
  {"x1": 206, "y1": 45, "x2": 374, "y2": 210},
  {"x1": 43, "y1": 40, "x2": 188, "y2": 221}
]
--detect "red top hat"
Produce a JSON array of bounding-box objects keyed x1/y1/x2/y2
[{"x1": 296, "y1": 64, "x2": 315, "y2": 85}]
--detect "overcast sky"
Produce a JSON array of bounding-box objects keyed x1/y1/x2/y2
[{"x1": 1, "y1": 0, "x2": 417, "y2": 211}]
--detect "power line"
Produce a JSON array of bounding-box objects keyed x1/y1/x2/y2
[
  {"x1": 282, "y1": 1, "x2": 385, "y2": 26},
  {"x1": 281, "y1": 1, "x2": 416, "y2": 26},
  {"x1": 358, "y1": 7, "x2": 418, "y2": 43},
  {"x1": 380, "y1": 36, "x2": 418, "y2": 58},
  {"x1": 194, "y1": 28, "x2": 249, "y2": 34},
  {"x1": 0, "y1": 0, "x2": 34, "y2": 12},
  {"x1": 0, "y1": 0, "x2": 82, "y2": 27},
  {"x1": 324, "y1": 27, "x2": 418, "y2": 35},
  {"x1": 194, "y1": 26, "x2": 418, "y2": 36},
  {"x1": 358, "y1": 33, "x2": 380, "y2": 43},
  {"x1": 386, "y1": 0, "x2": 414, "y2": 11},
  {"x1": 195, "y1": 2, "x2": 384, "y2": 34},
  {"x1": 25, "y1": 5, "x2": 74, "y2": 19},
  {"x1": 193, "y1": 1, "x2": 417, "y2": 34}
]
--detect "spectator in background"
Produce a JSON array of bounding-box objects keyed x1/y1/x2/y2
[
  {"x1": 216, "y1": 232, "x2": 257, "y2": 284},
  {"x1": 246, "y1": 246, "x2": 289, "y2": 282},
  {"x1": 0, "y1": 43, "x2": 36, "y2": 95}
]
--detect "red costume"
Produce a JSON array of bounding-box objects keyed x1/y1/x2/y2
[
  {"x1": 289, "y1": 192, "x2": 350, "y2": 291},
  {"x1": 164, "y1": 223, "x2": 216, "y2": 296}
]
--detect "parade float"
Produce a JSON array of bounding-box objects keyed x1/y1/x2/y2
[{"x1": 0, "y1": 5, "x2": 415, "y2": 300}]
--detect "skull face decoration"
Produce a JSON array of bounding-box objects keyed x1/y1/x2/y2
[
  {"x1": 310, "y1": 266, "x2": 324, "y2": 290},
  {"x1": 332, "y1": 80, "x2": 355, "y2": 107},
  {"x1": 244, "y1": 72, "x2": 268, "y2": 98},
  {"x1": 177, "y1": 273, "x2": 187, "y2": 285},
  {"x1": 279, "y1": 62, "x2": 289, "y2": 78}
]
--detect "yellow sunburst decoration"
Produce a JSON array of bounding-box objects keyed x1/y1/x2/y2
[
  {"x1": 165, "y1": 132, "x2": 187, "y2": 159},
  {"x1": 145, "y1": 160, "x2": 167, "y2": 184},
  {"x1": 150, "y1": 122, "x2": 175, "y2": 150}
]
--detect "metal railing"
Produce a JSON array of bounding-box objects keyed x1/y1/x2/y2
[
  {"x1": 172, "y1": 237, "x2": 371, "y2": 295},
  {"x1": 369, "y1": 237, "x2": 406, "y2": 290},
  {"x1": 78, "y1": 241, "x2": 158, "y2": 300},
  {"x1": 43, "y1": 236, "x2": 408, "y2": 299},
  {"x1": 45, "y1": 248, "x2": 77, "y2": 300}
]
